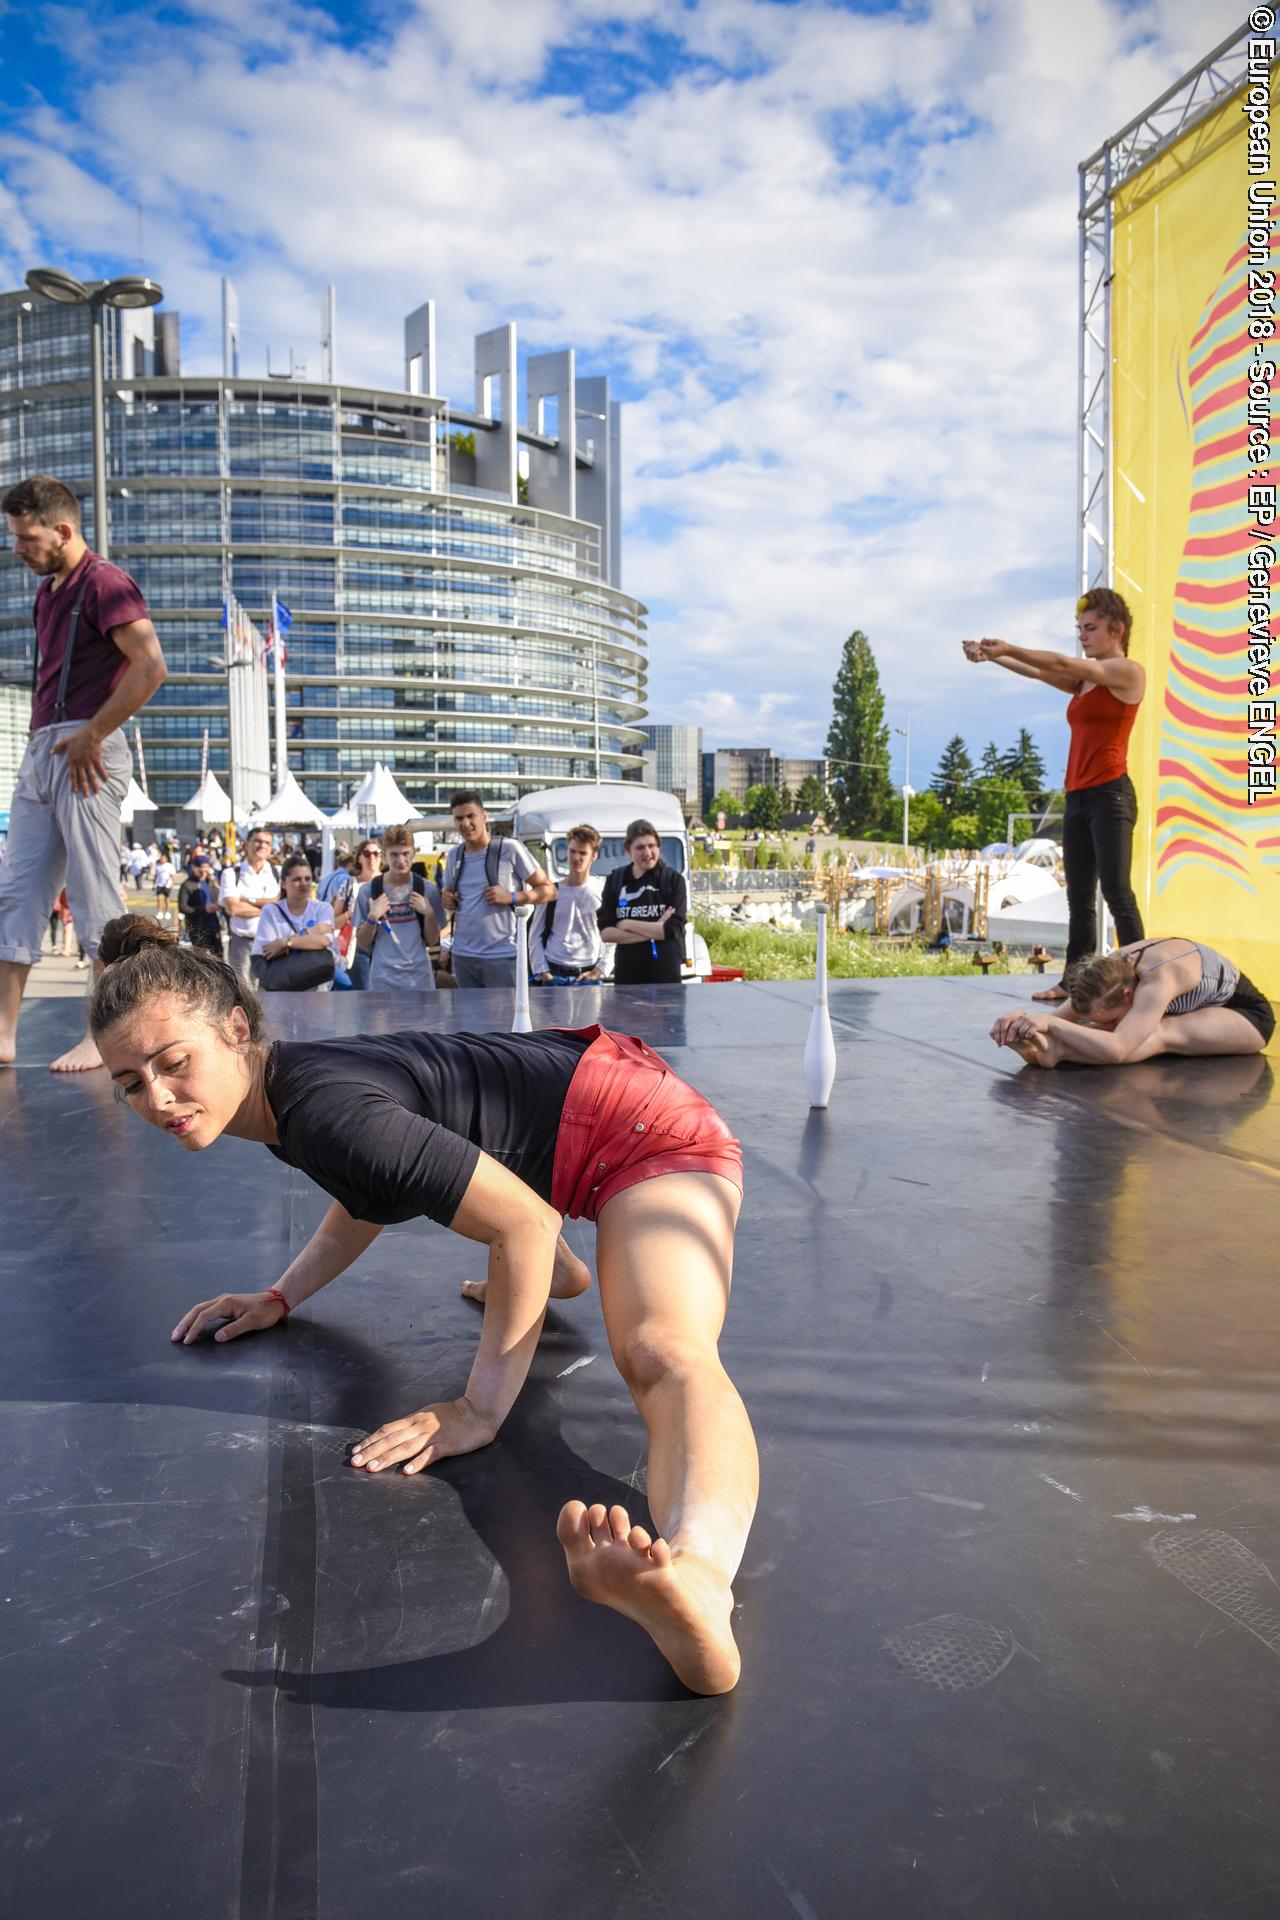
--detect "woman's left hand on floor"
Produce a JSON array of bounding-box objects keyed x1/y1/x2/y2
[{"x1": 351, "y1": 1396, "x2": 497, "y2": 1475}]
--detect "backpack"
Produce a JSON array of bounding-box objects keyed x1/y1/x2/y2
[
  {"x1": 369, "y1": 871, "x2": 432, "y2": 943},
  {"x1": 443, "y1": 835, "x2": 509, "y2": 899}
]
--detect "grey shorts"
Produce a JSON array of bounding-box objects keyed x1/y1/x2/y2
[
  {"x1": 0, "y1": 723, "x2": 131, "y2": 965},
  {"x1": 451, "y1": 950, "x2": 517, "y2": 990}
]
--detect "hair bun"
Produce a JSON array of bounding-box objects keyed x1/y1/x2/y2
[{"x1": 98, "y1": 913, "x2": 178, "y2": 967}]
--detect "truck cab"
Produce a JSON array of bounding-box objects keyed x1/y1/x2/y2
[{"x1": 513, "y1": 784, "x2": 711, "y2": 981}]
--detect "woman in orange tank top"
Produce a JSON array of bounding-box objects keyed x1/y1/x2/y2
[{"x1": 963, "y1": 589, "x2": 1146, "y2": 1000}]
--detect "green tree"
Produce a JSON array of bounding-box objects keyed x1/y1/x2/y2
[
  {"x1": 825, "y1": 629, "x2": 893, "y2": 834},
  {"x1": 708, "y1": 789, "x2": 740, "y2": 820},
  {"x1": 931, "y1": 735, "x2": 974, "y2": 812},
  {"x1": 778, "y1": 784, "x2": 794, "y2": 817},
  {"x1": 796, "y1": 772, "x2": 828, "y2": 816},
  {"x1": 908, "y1": 789, "x2": 951, "y2": 848},
  {"x1": 999, "y1": 727, "x2": 1048, "y2": 801},
  {"x1": 978, "y1": 740, "x2": 1002, "y2": 781},
  {"x1": 973, "y1": 774, "x2": 1028, "y2": 846},
  {"x1": 949, "y1": 812, "x2": 980, "y2": 849},
  {"x1": 744, "y1": 782, "x2": 783, "y2": 830}
]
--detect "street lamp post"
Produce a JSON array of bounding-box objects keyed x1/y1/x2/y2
[
  {"x1": 894, "y1": 720, "x2": 912, "y2": 850},
  {"x1": 24, "y1": 268, "x2": 165, "y2": 560}
]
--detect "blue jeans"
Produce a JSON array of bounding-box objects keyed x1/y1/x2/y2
[
  {"x1": 346, "y1": 947, "x2": 371, "y2": 990},
  {"x1": 452, "y1": 951, "x2": 517, "y2": 990}
]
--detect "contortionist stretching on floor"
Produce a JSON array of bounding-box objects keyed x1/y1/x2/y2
[
  {"x1": 990, "y1": 937, "x2": 1274, "y2": 1068},
  {"x1": 91, "y1": 916, "x2": 756, "y2": 1695}
]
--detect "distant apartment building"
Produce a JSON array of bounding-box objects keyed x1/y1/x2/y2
[
  {"x1": 701, "y1": 747, "x2": 826, "y2": 813},
  {"x1": 637, "y1": 722, "x2": 702, "y2": 813}
]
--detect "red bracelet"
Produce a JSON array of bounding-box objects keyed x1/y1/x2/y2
[{"x1": 263, "y1": 1286, "x2": 290, "y2": 1320}]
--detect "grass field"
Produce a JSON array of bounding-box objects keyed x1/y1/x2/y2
[{"x1": 696, "y1": 917, "x2": 1031, "y2": 982}]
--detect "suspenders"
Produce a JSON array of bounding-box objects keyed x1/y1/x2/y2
[{"x1": 33, "y1": 560, "x2": 99, "y2": 725}]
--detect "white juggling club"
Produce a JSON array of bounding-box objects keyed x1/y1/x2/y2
[
  {"x1": 804, "y1": 902, "x2": 837, "y2": 1108},
  {"x1": 512, "y1": 903, "x2": 533, "y2": 1034}
]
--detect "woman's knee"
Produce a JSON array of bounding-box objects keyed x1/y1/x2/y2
[{"x1": 616, "y1": 1320, "x2": 721, "y2": 1396}]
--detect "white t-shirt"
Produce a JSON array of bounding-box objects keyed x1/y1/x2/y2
[
  {"x1": 529, "y1": 877, "x2": 605, "y2": 974},
  {"x1": 251, "y1": 898, "x2": 335, "y2": 958},
  {"x1": 154, "y1": 861, "x2": 175, "y2": 891},
  {"x1": 220, "y1": 860, "x2": 280, "y2": 938}
]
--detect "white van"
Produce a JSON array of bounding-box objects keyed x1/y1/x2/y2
[{"x1": 513, "y1": 784, "x2": 711, "y2": 980}]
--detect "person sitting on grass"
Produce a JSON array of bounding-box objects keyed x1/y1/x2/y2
[
  {"x1": 991, "y1": 937, "x2": 1274, "y2": 1068},
  {"x1": 91, "y1": 914, "x2": 756, "y2": 1695}
]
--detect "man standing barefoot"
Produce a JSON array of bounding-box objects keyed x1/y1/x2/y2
[{"x1": 0, "y1": 476, "x2": 166, "y2": 1071}]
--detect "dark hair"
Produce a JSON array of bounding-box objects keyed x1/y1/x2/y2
[
  {"x1": 2, "y1": 474, "x2": 82, "y2": 530},
  {"x1": 568, "y1": 824, "x2": 601, "y2": 850},
  {"x1": 624, "y1": 818, "x2": 661, "y2": 850},
  {"x1": 354, "y1": 841, "x2": 380, "y2": 862},
  {"x1": 279, "y1": 852, "x2": 311, "y2": 881},
  {"x1": 449, "y1": 790, "x2": 485, "y2": 813},
  {"x1": 1075, "y1": 588, "x2": 1133, "y2": 655},
  {"x1": 90, "y1": 915, "x2": 265, "y2": 1046}
]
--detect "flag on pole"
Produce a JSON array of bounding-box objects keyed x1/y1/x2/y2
[{"x1": 271, "y1": 595, "x2": 293, "y2": 667}]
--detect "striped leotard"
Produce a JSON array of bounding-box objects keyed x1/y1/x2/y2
[{"x1": 1130, "y1": 938, "x2": 1239, "y2": 1014}]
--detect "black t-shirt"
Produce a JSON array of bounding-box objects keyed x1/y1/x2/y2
[
  {"x1": 597, "y1": 860, "x2": 687, "y2": 985},
  {"x1": 264, "y1": 1027, "x2": 593, "y2": 1226}
]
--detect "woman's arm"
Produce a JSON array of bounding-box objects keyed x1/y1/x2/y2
[
  {"x1": 171, "y1": 1200, "x2": 383, "y2": 1344},
  {"x1": 351, "y1": 1153, "x2": 560, "y2": 1474},
  {"x1": 1046, "y1": 987, "x2": 1169, "y2": 1062},
  {"x1": 964, "y1": 638, "x2": 1080, "y2": 694}
]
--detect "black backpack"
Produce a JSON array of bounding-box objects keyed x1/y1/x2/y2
[
  {"x1": 369, "y1": 872, "x2": 433, "y2": 943},
  {"x1": 443, "y1": 836, "x2": 509, "y2": 901}
]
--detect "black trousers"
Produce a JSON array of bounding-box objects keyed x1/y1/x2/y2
[{"x1": 1063, "y1": 774, "x2": 1145, "y2": 968}]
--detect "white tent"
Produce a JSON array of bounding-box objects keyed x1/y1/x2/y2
[
  {"x1": 326, "y1": 801, "x2": 362, "y2": 830},
  {"x1": 347, "y1": 760, "x2": 417, "y2": 827},
  {"x1": 245, "y1": 771, "x2": 329, "y2": 830},
  {"x1": 120, "y1": 778, "x2": 156, "y2": 828},
  {"x1": 179, "y1": 769, "x2": 232, "y2": 827},
  {"x1": 988, "y1": 883, "x2": 1069, "y2": 950}
]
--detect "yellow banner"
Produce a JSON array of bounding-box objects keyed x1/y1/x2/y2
[{"x1": 1112, "y1": 82, "x2": 1279, "y2": 1000}]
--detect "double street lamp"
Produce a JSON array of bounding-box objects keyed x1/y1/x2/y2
[{"x1": 25, "y1": 267, "x2": 165, "y2": 561}]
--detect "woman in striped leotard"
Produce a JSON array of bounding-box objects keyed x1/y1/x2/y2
[{"x1": 989, "y1": 937, "x2": 1274, "y2": 1068}]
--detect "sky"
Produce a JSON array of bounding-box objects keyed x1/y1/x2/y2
[{"x1": 0, "y1": 0, "x2": 1247, "y2": 792}]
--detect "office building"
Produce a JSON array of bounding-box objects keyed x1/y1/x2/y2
[
  {"x1": 637, "y1": 722, "x2": 702, "y2": 814},
  {"x1": 0, "y1": 281, "x2": 648, "y2": 813}
]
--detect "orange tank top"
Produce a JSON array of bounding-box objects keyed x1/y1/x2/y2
[{"x1": 1065, "y1": 683, "x2": 1139, "y2": 791}]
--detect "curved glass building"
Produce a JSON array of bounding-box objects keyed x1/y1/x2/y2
[{"x1": 0, "y1": 285, "x2": 648, "y2": 813}]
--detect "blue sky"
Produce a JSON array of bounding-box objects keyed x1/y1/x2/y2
[{"x1": 0, "y1": 0, "x2": 1245, "y2": 790}]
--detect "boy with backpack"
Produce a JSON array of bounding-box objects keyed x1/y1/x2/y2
[
  {"x1": 352, "y1": 824, "x2": 441, "y2": 992},
  {"x1": 439, "y1": 791, "x2": 553, "y2": 989},
  {"x1": 530, "y1": 824, "x2": 606, "y2": 983}
]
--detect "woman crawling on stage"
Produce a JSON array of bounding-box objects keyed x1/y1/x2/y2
[
  {"x1": 991, "y1": 937, "x2": 1274, "y2": 1068},
  {"x1": 91, "y1": 916, "x2": 756, "y2": 1696}
]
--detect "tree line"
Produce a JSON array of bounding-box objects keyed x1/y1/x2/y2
[{"x1": 814, "y1": 628, "x2": 1061, "y2": 849}]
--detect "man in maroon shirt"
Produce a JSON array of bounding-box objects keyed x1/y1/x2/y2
[{"x1": 0, "y1": 475, "x2": 166, "y2": 1072}]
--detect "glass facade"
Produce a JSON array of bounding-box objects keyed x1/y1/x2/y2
[{"x1": 0, "y1": 292, "x2": 648, "y2": 812}]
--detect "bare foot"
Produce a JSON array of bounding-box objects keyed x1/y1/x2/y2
[
  {"x1": 556, "y1": 1500, "x2": 741, "y2": 1696},
  {"x1": 461, "y1": 1234, "x2": 592, "y2": 1306},
  {"x1": 0, "y1": 1035, "x2": 14, "y2": 1069},
  {"x1": 1031, "y1": 982, "x2": 1068, "y2": 1003},
  {"x1": 1010, "y1": 1030, "x2": 1063, "y2": 1070},
  {"x1": 50, "y1": 1034, "x2": 104, "y2": 1073}
]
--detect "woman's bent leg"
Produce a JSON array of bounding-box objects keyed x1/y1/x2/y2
[
  {"x1": 556, "y1": 1172, "x2": 757, "y2": 1694},
  {"x1": 1040, "y1": 1006, "x2": 1267, "y2": 1067}
]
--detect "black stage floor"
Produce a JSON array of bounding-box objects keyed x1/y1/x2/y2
[{"x1": 3, "y1": 978, "x2": 1279, "y2": 1919}]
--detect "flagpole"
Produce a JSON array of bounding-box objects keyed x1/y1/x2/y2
[{"x1": 272, "y1": 593, "x2": 288, "y2": 791}]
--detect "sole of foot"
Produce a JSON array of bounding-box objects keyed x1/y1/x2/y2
[
  {"x1": 1031, "y1": 983, "x2": 1068, "y2": 1003},
  {"x1": 1011, "y1": 1032, "x2": 1061, "y2": 1069},
  {"x1": 49, "y1": 1036, "x2": 104, "y2": 1073},
  {"x1": 556, "y1": 1499, "x2": 740, "y2": 1696},
  {"x1": 461, "y1": 1237, "x2": 592, "y2": 1306}
]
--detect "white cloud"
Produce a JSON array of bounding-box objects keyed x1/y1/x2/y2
[{"x1": 0, "y1": 0, "x2": 1245, "y2": 779}]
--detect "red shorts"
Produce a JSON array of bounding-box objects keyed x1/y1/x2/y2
[{"x1": 550, "y1": 1027, "x2": 744, "y2": 1222}]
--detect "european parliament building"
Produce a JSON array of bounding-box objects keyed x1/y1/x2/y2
[{"x1": 0, "y1": 281, "x2": 648, "y2": 814}]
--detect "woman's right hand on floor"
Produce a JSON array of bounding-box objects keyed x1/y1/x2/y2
[{"x1": 171, "y1": 1291, "x2": 288, "y2": 1346}]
